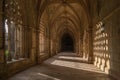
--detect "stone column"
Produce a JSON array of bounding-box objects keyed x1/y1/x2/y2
[
  {"x1": 27, "y1": 27, "x2": 29, "y2": 57},
  {"x1": 7, "y1": 21, "x2": 12, "y2": 61},
  {"x1": 22, "y1": 26, "x2": 26, "y2": 58},
  {"x1": 83, "y1": 30, "x2": 88, "y2": 59},
  {"x1": 31, "y1": 27, "x2": 37, "y2": 62},
  {"x1": 50, "y1": 39, "x2": 53, "y2": 56},
  {"x1": 14, "y1": 25, "x2": 19, "y2": 59},
  {"x1": 19, "y1": 25, "x2": 22, "y2": 58},
  {"x1": 36, "y1": 29, "x2": 40, "y2": 63},
  {"x1": 79, "y1": 37, "x2": 83, "y2": 57},
  {"x1": 28, "y1": 27, "x2": 32, "y2": 58},
  {"x1": 21, "y1": 26, "x2": 25, "y2": 58},
  {"x1": 24, "y1": 27, "x2": 28, "y2": 58},
  {"x1": 28, "y1": 27, "x2": 31, "y2": 58},
  {"x1": 88, "y1": 28, "x2": 93, "y2": 63},
  {"x1": 76, "y1": 39, "x2": 79, "y2": 55},
  {"x1": 48, "y1": 27, "x2": 51, "y2": 57}
]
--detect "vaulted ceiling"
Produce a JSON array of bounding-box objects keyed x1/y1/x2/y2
[{"x1": 36, "y1": 0, "x2": 92, "y2": 38}]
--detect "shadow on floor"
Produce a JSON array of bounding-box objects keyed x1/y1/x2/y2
[{"x1": 8, "y1": 52, "x2": 116, "y2": 80}]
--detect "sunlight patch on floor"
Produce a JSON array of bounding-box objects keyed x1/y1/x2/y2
[
  {"x1": 56, "y1": 56, "x2": 84, "y2": 61},
  {"x1": 37, "y1": 73, "x2": 60, "y2": 80},
  {"x1": 50, "y1": 59, "x2": 104, "y2": 74},
  {"x1": 8, "y1": 52, "x2": 113, "y2": 80},
  {"x1": 47, "y1": 53, "x2": 105, "y2": 74}
]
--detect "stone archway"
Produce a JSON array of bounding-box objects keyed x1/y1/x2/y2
[
  {"x1": 61, "y1": 33, "x2": 74, "y2": 52},
  {"x1": 37, "y1": 0, "x2": 93, "y2": 63}
]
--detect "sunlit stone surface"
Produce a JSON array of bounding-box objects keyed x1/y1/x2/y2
[{"x1": 8, "y1": 52, "x2": 115, "y2": 80}]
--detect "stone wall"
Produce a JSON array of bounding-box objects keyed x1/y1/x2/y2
[
  {"x1": 0, "y1": 0, "x2": 3, "y2": 49},
  {"x1": 38, "y1": 9, "x2": 50, "y2": 63},
  {"x1": 109, "y1": 8, "x2": 120, "y2": 80},
  {"x1": 0, "y1": 0, "x2": 120, "y2": 80},
  {"x1": 0, "y1": 0, "x2": 37, "y2": 79},
  {"x1": 92, "y1": 0, "x2": 120, "y2": 79},
  {"x1": 0, "y1": 0, "x2": 5, "y2": 79},
  {"x1": 7, "y1": 58, "x2": 36, "y2": 77}
]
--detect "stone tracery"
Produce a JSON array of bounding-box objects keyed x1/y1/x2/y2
[{"x1": 0, "y1": 0, "x2": 120, "y2": 80}]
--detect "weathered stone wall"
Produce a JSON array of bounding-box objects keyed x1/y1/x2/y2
[
  {"x1": 0, "y1": 0, "x2": 120, "y2": 80},
  {"x1": 92, "y1": 0, "x2": 120, "y2": 79},
  {"x1": 0, "y1": 0, "x2": 6, "y2": 79},
  {"x1": 7, "y1": 58, "x2": 36, "y2": 77},
  {"x1": 109, "y1": 8, "x2": 120, "y2": 80},
  {"x1": 38, "y1": 9, "x2": 50, "y2": 63},
  {"x1": 0, "y1": 0, "x2": 3, "y2": 49},
  {"x1": 0, "y1": 0, "x2": 37, "y2": 79},
  {"x1": 5, "y1": 0, "x2": 38, "y2": 78}
]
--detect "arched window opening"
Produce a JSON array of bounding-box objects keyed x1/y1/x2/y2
[
  {"x1": 5, "y1": 19, "x2": 9, "y2": 60},
  {"x1": 4, "y1": 0, "x2": 30, "y2": 62}
]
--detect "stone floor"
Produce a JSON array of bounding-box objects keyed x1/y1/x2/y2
[{"x1": 8, "y1": 52, "x2": 115, "y2": 80}]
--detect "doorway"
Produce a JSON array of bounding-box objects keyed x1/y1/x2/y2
[{"x1": 61, "y1": 33, "x2": 74, "y2": 52}]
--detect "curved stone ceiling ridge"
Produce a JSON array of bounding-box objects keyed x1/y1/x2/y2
[
  {"x1": 38, "y1": 0, "x2": 89, "y2": 22},
  {"x1": 50, "y1": 22, "x2": 77, "y2": 40},
  {"x1": 50, "y1": 11, "x2": 80, "y2": 27},
  {"x1": 52, "y1": 16, "x2": 80, "y2": 32},
  {"x1": 51, "y1": 18, "x2": 77, "y2": 32},
  {"x1": 52, "y1": 15, "x2": 79, "y2": 27},
  {"x1": 48, "y1": 3, "x2": 83, "y2": 23},
  {"x1": 54, "y1": 20, "x2": 79, "y2": 36},
  {"x1": 57, "y1": 25, "x2": 76, "y2": 34},
  {"x1": 39, "y1": 0, "x2": 87, "y2": 11},
  {"x1": 57, "y1": 27, "x2": 76, "y2": 36}
]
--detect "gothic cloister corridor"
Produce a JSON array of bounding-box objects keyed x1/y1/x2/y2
[
  {"x1": 8, "y1": 52, "x2": 114, "y2": 80},
  {"x1": 0, "y1": 0, "x2": 120, "y2": 80}
]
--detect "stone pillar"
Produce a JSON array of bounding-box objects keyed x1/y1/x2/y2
[
  {"x1": 19, "y1": 25, "x2": 23, "y2": 58},
  {"x1": 26, "y1": 27, "x2": 28, "y2": 57},
  {"x1": 47, "y1": 26, "x2": 51, "y2": 57},
  {"x1": 88, "y1": 28, "x2": 93, "y2": 63},
  {"x1": 83, "y1": 30, "x2": 88, "y2": 59},
  {"x1": 23, "y1": 26, "x2": 26, "y2": 58},
  {"x1": 44, "y1": 27, "x2": 48, "y2": 55},
  {"x1": 79, "y1": 37, "x2": 83, "y2": 57},
  {"x1": 76, "y1": 39, "x2": 79, "y2": 55},
  {"x1": 31, "y1": 27, "x2": 37, "y2": 62},
  {"x1": 21, "y1": 26, "x2": 25, "y2": 58},
  {"x1": 36, "y1": 29, "x2": 40, "y2": 63},
  {"x1": 7, "y1": 21, "x2": 12, "y2": 61},
  {"x1": 52, "y1": 38, "x2": 56, "y2": 56},
  {"x1": 27, "y1": 27, "x2": 30, "y2": 57},
  {"x1": 28, "y1": 27, "x2": 32, "y2": 58},
  {"x1": 48, "y1": 33, "x2": 51, "y2": 57},
  {"x1": 50, "y1": 39, "x2": 53, "y2": 56},
  {"x1": 24, "y1": 27, "x2": 28, "y2": 58},
  {"x1": 14, "y1": 25, "x2": 19, "y2": 59},
  {"x1": 27, "y1": 27, "x2": 29, "y2": 57}
]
